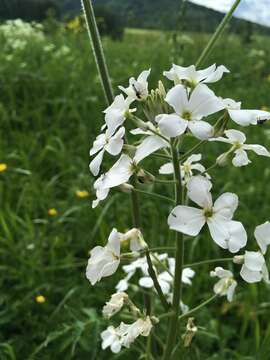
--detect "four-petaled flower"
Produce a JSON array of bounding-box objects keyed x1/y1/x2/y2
[
  {"x1": 119, "y1": 69, "x2": 151, "y2": 101},
  {"x1": 89, "y1": 127, "x2": 125, "y2": 176},
  {"x1": 156, "y1": 84, "x2": 224, "y2": 140},
  {"x1": 102, "y1": 292, "x2": 128, "y2": 319},
  {"x1": 164, "y1": 64, "x2": 229, "y2": 87},
  {"x1": 86, "y1": 228, "x2": 121, "y2": 285},
  {"x1": 168, "y1": 176, "x2": 247, "y2": 253},
  {"x1": 211, "y1": 129, "x2": 270, "y2": 167}
]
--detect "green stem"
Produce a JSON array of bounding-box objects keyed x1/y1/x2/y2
[
  {"x1": 180, "y1": 140, "x2": 206, "y2": 162},
  {"x1": 184, "y1": 258, "x2": 234, "y2": 268},
  {"x1": 155, "y1": 178, "x2": 176, "y2": 184},
  {"x1": 130, "y1": 178, "x2": 141, "y2": 228},
  {"x1": 132, "y1": 188, "x2": 175, "y2": 204},
  {"x1": 201, "y1": 163, "x2": 218, "y2": 175},
  {"x1": 146, "y1": 251, "x2": 170, "y2": 311},
  {"x1": 196, "y1": 0, "x2": 242, "y2": 67},
  {"x1": 178, "y1": 294, "x2": 218, "y2": 320},
  {"x1": 81, "y1": 0, "x2": 114, "y2": 105},
  {"x1": 163, "y1": 141, "x2": 184, "y2": 360}
]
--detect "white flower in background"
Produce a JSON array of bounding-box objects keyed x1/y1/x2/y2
[
  {"x1": 101, "y1": 317, "x2": 153, "y2": 354},
  {"x1": 168, "y1": 258, "x2": 195, "y2": 285},
  {"x1": 210, "y1": 267, "x2": 237, "y2": 302},
  {"x1": 104, "y1": 95, "x2": 135, "y2": 137},
  {"x1": 119, "y1": 69, "x2": 151, "y2": 101},
  {"x1": 92, "y1": 174, "x2": 110, "y2": 208},
  {"x1": 102, "y1": 292, "x2": 128, "y2": 319},
  {"x1": 164, "y1": 63, "x2": 229, "y2": 86},
  {"x1": 168, "y1": 176, "x2": 247, "y2": 253},
  {"x1": 86, "y1": 228, "x2": 121, "y2": 285},
  {"x1": 89, "y1": 127, "x2": 125, "y2": 176},
  {"x1": 120, "y1": 228, "x2": 147, "y2": 252},
  {"x1": 211, "y1": 129, "x2": 270, "y2": 167},
  {"x1": 159, "y1": 153, "x2": 208, "y2": 184},
  {"x1": 156, "y1": 84, "x2": 224, "y2": 140},
  {"x1": 239, "y1": 222, "x2": 270, "y2": 283},
  {"x1": 101, "y1": 323, "x2": 128, "y2": 353},
  {"x1": 222, "y1": 98, "x2": 270, "y2": 126}
]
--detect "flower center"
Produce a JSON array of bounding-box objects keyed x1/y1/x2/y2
[
  {"x1": 182, "y1": 110, "x2": 192, "y2": 121},
  {"x1": 203, "y1": 208, "x2": 213, "y2": 219},
  {"x1": 233, "y1": 141, "x2": 242, "y2": 150}
]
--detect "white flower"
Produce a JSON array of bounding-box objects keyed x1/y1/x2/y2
[
  {"x1": 159, "y1": 153, "x2": 208, "y2": 184},
  {"x1": 101, "y1": 154, "x2": 135, "y2": 189},
  {"x1": 119, "y1": 69, "x2": 151, "y2": 101},
  {"x1": 86, "y1": 228, "x2": 121, "y2": 285},
  {"x1": 102, "y1": 292, "x2": 128, "y2": 319},
  {"x1": 120, "y1": 228, "x2": 147, "y2": 252},
  {"x1": 168, "y1": 176, "x2": 247, "y2": 253},
  {"x1": 101, "y1": 323, "x2": 128, "y2": 353},
  {"x1": 211, "y1": 129, "x2": 270, "y2": 167},
  {"x1": 104, "y1": 95, "x2": 135, "y2": 137},
  {"x1": 92, "y1": 174, "x2": 110, "y2": 208},
  {"x1": 101, "y1": 317, "x2": 153, "y2": 354},
  {"x1": 223, "y1": 98, "x2": 270, "y2": 126},
  {"x1": 210, "y1": 267, "x2": 237, "y2": 302},
  {"x1": 239, "y1": 222, "x2": 270, "y2": 283},
  {"x1": 156, "y1": 84, "x2": 224, "y2": 140},
  {"x1": 89, "y1": 127, "x2": 125, "y2": 176},
  {"x1": 164, "y1": 64, "x2": 229, "y2": 86},
  {"x1": 168, "y1": 258, "x2": 195, "y2": 285}
]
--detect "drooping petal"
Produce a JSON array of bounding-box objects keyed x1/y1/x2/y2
[
  {"x1": 227, "y1": 280, "x2": 237, "y2": 302},
  {"x1": 89, "y1": 150, "x2": 105, "y2": 176},
  {"x1": 187, "y1": 175, "x2": 213, "y2": 208},
  {"x1": 103, "y1": 154, "x2": 133, "y2": 188},
  {"x1": 244, "y1": 251, "x2": 264, "y2": 272},
  {"x1": 213, "y1": 192, "x2": 238, "y2": 220},
  {"x1": 107, "y1": 228, "x2": 121, "y2": 256},
  {"x1": 254, "y1": 221, "x2": 270, "y2": 255},
  {"x1": 243, "y1": 144, "x2": 270, "y2": 157},
  {"x1": 203, "y1": 65, "x2": 230, "y2": 83},
  {"x1": 232, "y1": 149, "x2": 250, "y2": 167},
  {"x1": 90, "y1": 133, "x2": 106, "y2": 156},
  {"x1": 168, "y1": 205, "x2": 205, "y2": 236},
  {"x1": 226, "y1": 220, "x2": 247, "y2": 253},
  {"x1": 137, "y1": 68, "x2": 151, "y2": 83},
  {"x1": 106, "y1": 127, "x2": 125, "y2": 155},
  {"x1": 165, "y1": 84, "x2": 189, "y2": 114},
  {"x1": 159, "y1": 162, "x2": 174, "y2": 174},
  {"x1": 240, "y1": 265, "x2": 262, "y2": 283},
  {"x1": 228, "y1": 109, "x2": 270, "y2": 126},
  {"x1": 224, "y1": 129, "x2": 246, "y2": 144},
  {"x1": 105, "y1": 109, "x2": 125, "y2": 137},
  {"x1": 189, "y1": 84, "x2": 224, "y2": 119},
  {"x1": 196, "y1": 64, "x2": 217, "y2": 82},
  {"x1": 134, "y1": 135, "x2": 168, "y2": 163},
  {"x1": 188, "y1": 120, "x2": 214, "y2": 140},
  {"x1": 156, "y1": 114, "x2": 188, "y2": 138}
]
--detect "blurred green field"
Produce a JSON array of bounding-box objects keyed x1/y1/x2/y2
[{"x1": 1, "y1": 22, "x2": 270, "y2": 359}]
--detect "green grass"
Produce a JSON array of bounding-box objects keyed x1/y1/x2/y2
[{"x1": 1, "y1": 23, "x2": 270, "y2": 359}]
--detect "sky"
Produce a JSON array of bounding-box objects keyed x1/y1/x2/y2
[{"x1": 188, "y1": 0, "x2": 270, "y2": 27}]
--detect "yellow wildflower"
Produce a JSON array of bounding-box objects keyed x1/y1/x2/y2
[
  {"x1": 48, "y1": 208, "x2": 58, "y2": 216},
  {"x1": 75, "y1": 190, "x2": 90, "y2": 198},
  {"x1": 267, "y1": 74, "x2": 270, "y2": 82},
  {"x1": 36, "y1": 295, "x2": 46, "y2": 303},
  {"x1": 0, "y1": 163, "x2": 7, "y2": 172}
]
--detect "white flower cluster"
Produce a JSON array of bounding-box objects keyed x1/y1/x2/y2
[
  {"x1": 0, "y1": 19, "x2": 45, "y2": 52},
  {"x1": 87, "y1": 63, "x2": 270, "y2": 354}
]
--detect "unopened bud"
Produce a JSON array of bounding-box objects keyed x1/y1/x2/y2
[
  {"x1": 137, "y1": 169, "x2": 155, "y2": 184},
  {"x1": 118, "y1": 183, "x2": 134, "y2": 193},
  {"x1": 158, "y1": 80, "x2": 166, "y2": 98},
  {"x1": 216, "y1": 152, "x2": 229, "y2": 167},
  {"x1": 233, "y1": 255, "x2": 244, "y2": 264}
]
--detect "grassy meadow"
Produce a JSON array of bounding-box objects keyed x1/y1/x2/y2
[{"x1": 1, "y1": 21, "x2": 270, "y2": 359}]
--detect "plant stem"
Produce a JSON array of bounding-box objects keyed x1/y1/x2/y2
[
  {"x1": 178, "y1": 294, "x2": 218, "y2": 320},
  {"x1": 196, "y1": 0, "x2": 242, "y2": 67},
  {"x1": 180, "y1": 140, "x2": 206, "y2": 161},
  {"x1": 81, "y1": 0, "x2": 114, "y2": 105},
  {"x1": 130, "y1": 178, "x2": 141, "y2": 228},
  {"x1": 184, "y1": 258, "x2": 234, "y2": 268},
  {"x1": 146, "y1": 251, "x2": 170, "y2": 311},
  {"x1": 132, "y1": 188, "x2": 175, "y2": 204},
  {"x1": 163, "y1": 141, "x2": 184, "y2": 360}
]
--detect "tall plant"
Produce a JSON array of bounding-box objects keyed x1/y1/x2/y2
[{"x1": 81, "y1": 0, "x2": 270, "y2": 358}]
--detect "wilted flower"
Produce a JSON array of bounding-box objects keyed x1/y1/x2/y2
[
  {"x1": 119, "y1": 69, "x2": 151, "y2": 101},
  {"x1": 168, "y1": 176, "x2": 247, "y2": 253},
  {"x1": 102, "y1": 292, "x2": 128, "y2": 319},
  {"x1": 210, "y1": 267, "x2": 237, "y2": 302},
  {"x1": 156, "y1": 84, "x2": 224, "y2": 140},
  {"x1": 211, "y1": 129, "x2": 270, "y2": 167},
  {"x1": 86, "y1": 228, "x2": 121, "y2": 285},
  {"x1": 120, "y1": 228, "x2": 147, "y2": 252}
]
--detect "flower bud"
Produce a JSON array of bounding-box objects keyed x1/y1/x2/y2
[
  {"x1": 137, "y1": 169, "x2": 155, "y2": 184},
  {"x1": 233, "y1": 255, "x2": 244, "y2": 264},
  {"x1": 118, "y1": 183, "x2": 134, "y2": 193},
  {"x1": 216, "y1": 152, "x2": 229, "y2": 167}
]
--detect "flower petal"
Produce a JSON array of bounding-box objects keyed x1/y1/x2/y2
[
  {"x1": 203, "y1": 65, "x2": 230, "y2": 83},
  {"x1": 189, "y1": 84, "x2": 224, "y2": 118},
  {"x1": 188, "y1": 120, "x2": 214, "y2": 140},
  {"x1": 225, "y1": 129, "x2": 246, "y2": 143},
  {"x1": 226, "y1": 220, "x2": 247, "y2": 253},
  {"x1": 254, "y1": 221, "x2": 270, "y2": 255},
  {"x1": 213, "y1": 192, "x2": 238, "y2": 220},
  {"x1": 228, "y1": 109, "x2": 270, "y2": 126},
  {"x1": 89, "y1": 150, "x2": 105, "y2": 176},
  {"x1": 159, "y1": 162, "x2": 174, "y2": 174},
  {"x1": 165, "y1": 84, "x2": 188, "y2": 114},
  {"x1": 134, "y1": 135, "x2": 167, "y2": 163},
  {"x1": 232, "y1": 149, "x2": 250, "y2": 167},
  {"x1": 106, "y1": 127, "x2": 125, "y2": 155},
  {"x1": 240, "y1": 265, "x2": 262, "y2": 283},
  {"x1": 103, "y1": 155, "x2": 133, "y2": 188},
  {"x1": 168, "y1": 205, "x2": 205, "y2": 236},
  {"x1": 243, "y1": 144, "x2": 270, "y2": 157},
  {"x1": 187, "y1": 175, "x2": 212, "y2": 208},
  {"x1": 156, "y1": 114, "x2": 187, "y2": 138},
  {"x1": 244, "y1": 251, "x2": 265, "y2": 272}
]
